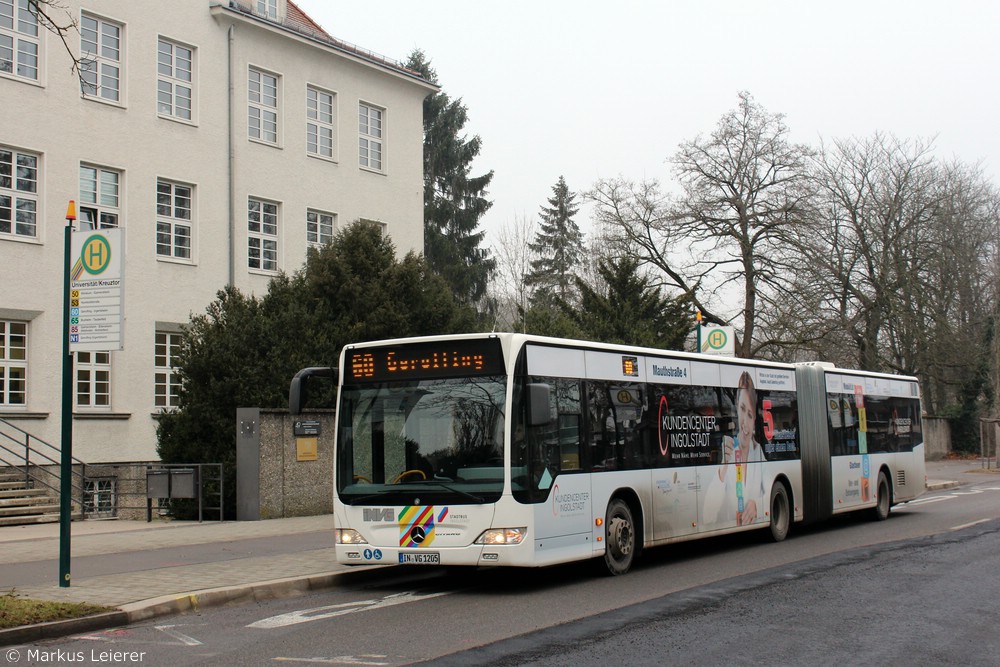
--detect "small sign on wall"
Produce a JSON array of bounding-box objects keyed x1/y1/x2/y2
[
  {"x1": 294, "y1": 420, "x2": 321, "y2": 436},
  {"x1": 296, "y1": 437, "x2": 318, "y2": 462}
]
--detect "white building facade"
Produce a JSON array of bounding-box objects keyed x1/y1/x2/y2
[{"x1": 0, "y1": 0, "x2": 433, "y2": 463}]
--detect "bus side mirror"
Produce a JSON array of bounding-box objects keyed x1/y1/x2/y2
[
  {"x1": 527, "y1": 383, "x2": 551, "y2": 427},
  {"x1": 289, "y1": 367, "x2": 336, "y2": 415}
]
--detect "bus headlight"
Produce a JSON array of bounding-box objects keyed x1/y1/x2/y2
[
  {"x1": 474, "y1": 528, "x2": 526, "y2": 545},
  {"x1": 336, "y1": 528, "x2": 368, "y2": 545}
]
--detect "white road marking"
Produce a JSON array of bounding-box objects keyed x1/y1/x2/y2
[
  {"x1": 155, "y1": 624, "x2": 204, "y2": 646},
  {"x1": 950, "y1": 518, "x2": 994, "y2": 531},
  {"x1": 75, "y1": 624, "x2": 207, "y2": 647},
  {"x1": 902, "y1": 495, "x2": 951, "y2": 506},
  {"x1": 904, "y1": 487, "x2": 1000, "y2": 506},
  {"x1": 272, "y1": 656, "x2": 388, "y2": 665},
  {"x1": 248, "y1": 591, "x2": 451, "y2": 629}
]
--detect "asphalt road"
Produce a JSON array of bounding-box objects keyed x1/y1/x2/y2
[
  {"x1": 431, "y1": 519, "x2": 1000, "y2": 666},
  {"x1": 11, "y1": 477, "x2": 1000, "y2": 666}
]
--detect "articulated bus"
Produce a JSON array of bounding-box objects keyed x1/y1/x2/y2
[{"x1": 289, "y1": 333, "x2": 925, "y2": 575}]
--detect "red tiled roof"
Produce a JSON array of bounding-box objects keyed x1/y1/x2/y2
[{"x1": 286, "y1": 0, "x2": 331, "y2": 40}]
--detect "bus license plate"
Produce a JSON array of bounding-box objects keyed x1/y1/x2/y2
[{"x1": 399, "y1": 552, "x2": 440, "y2": 564}]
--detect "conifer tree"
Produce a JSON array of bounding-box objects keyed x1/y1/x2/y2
[
  {"x1": 404, "y1": 50, "x2": 495, "y2": 307},
  {"x1": 156, "y1": 222, "x2": 477, "y2": 516},
  {"x1": 563, "y1": 257, "x2": 692, "y2": 349},
  {"x1": 526, "y1": 176, "x2": 585, "y2": 303}
]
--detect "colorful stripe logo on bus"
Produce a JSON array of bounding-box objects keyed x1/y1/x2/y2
[{"x1": 399, "y1": 505, "x2": 436, "y2": 548}]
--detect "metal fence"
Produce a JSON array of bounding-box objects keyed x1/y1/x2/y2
[
  {"x1": 84, "y1": 462, "x2": 224, "y2": 521},
  {"x1": 981, "y1": 419, "x2": 999, "y2": 469},
  {"x1": 0, "y1": 418, "x2": 87, "y2": 514}
]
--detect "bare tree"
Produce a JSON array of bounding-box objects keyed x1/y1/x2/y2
[
  {"x1": 671, "y1": 92, "x2": 813, "y2": 358},
  {"x1": 915, "y1": 159, "x2": 999, "y2": 411},
  {"x1": 791, "y1": 135, "x2": 938, "y2": 372},
  {"x1": 787, "y1": 133, "x2": 1000, "y2": 417},
  {"x1": 486, "y1": 213, "x2": 537, "y2": 332},
  {"x1": 590, "y1": 92, "x2": 812, "y2": 358},
  {"x1": 26, "y1": 1, "x2": 84, "y2": 78}
]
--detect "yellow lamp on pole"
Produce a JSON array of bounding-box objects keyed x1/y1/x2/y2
[{"x1": 695, "y1": 310, "x2": 703, "y2": 353}]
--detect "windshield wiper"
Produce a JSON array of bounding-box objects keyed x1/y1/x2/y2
[
  {"x1": 343, "y1": 481, "x2": 486, "y2": 505},
  {"x1": 343, "y1": 489, "x2": 399, "y2": 505},
  {"x1": 418, "y1": 480, "x2": 485, "y2": 503}
]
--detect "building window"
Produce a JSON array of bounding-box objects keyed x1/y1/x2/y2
[
  {"x1": 84, "y1": 478, "x2": 116, "y2": 518},
  {"x1": 0, "y1": 0, "x2": 40, "y2": 81},
  {"x1": 256, "y1": 0, "x2": 278, "y2": 20},
  {"x1": 361, "y1": 218, "x2": 388, "y2": 237},
  {"x1": 80, "y1": 14, "x2": 122, "y2": 102},
  {"x1": 156, "y1": 179, "x2": 192, "y2": 259},
  {"x1": 0, "y1": 146, "x2": 37, "y2": 238},
  {"x1": 0, "y1": 320, "x2": 26, "y2": 407},
  {"x1": 79, "y1": 164, "x2": 120, "y2": 228},
  {"x1": 248, "y1": 67, "x2": 278, "y2": 144},
  {"x1": 359, "y1": 103, "x2": 383, "y2": 171},
  {"x1": 307, "y1": 86, "x2": 334, "y2": 159},
  {"x1": 157, "y1": 38, "x2": 193, "y2": 121},
  {"x1": 76, "y1": 351, "x2": 111, "y2": 410},
  {"x1": 248, "y1": 197, "x2": 278, "y2": 272},
  {"x1": 154, "y1": 331, "x2": 182, "y2": 409},
  {"x1": 307, "y1": 209, "x2": 335, "y2": 247}
]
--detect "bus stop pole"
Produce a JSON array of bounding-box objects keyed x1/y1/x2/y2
[{"x1": 59, "y1": 201, "x2": 76, "y2": 588}]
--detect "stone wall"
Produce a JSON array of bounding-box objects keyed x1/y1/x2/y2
[{"x1": 257, "y1": 409, "x2": 336, "y2": 519}]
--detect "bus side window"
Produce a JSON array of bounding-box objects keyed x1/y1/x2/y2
[
  {"x1": 559, "y1": 414, "x2": 583, "y2": 471},
  {"x1": 588, "y1": 381, "x2": 618, "y2": 471},
  {"x1": 519, "y1": 377, "x2": 584, "y2": 493},
  {"x1": 556, "y1": 380, "x2": 583, "y2": 472}
]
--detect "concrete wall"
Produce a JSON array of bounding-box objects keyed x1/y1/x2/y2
[
  {"x1": 923, "y1": 417, "x2": 952, "y2": 460},
  {"x1": 257, "y1": 409, "x2": 335, "y2": 518}
]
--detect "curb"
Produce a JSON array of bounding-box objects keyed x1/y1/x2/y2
[
  {"x1": 0, "y1": 611, "x2": 129, "y2": 647},
  {"x1": 120, "y1": 570, "x2": 356, "y2": 623},
  {"x1": 0, "y1": 565, "x2": 389, "y2": 648},
  {"x1": 925, "y1": 480, "x2": 959, "y2": 492}
]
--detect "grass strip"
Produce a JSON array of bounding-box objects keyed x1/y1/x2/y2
[{"x1": 0, "y1": 591, "x2": 115, "y2": 629}]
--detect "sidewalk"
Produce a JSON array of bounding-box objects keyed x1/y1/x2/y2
[
  {"x1": 0, "y1": 514, "x2": 380, "y2": 645},
  {"x1": 1, "y1": 458, "x2": 997, "y2": 645}
]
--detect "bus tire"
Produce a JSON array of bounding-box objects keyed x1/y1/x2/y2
[
  {"x1": 768, "y1": 481, "x2": 790, "y2": 542},
  {"x1": 872, "y1": 470, "x2": 891, "y2": 521},
  {"x1": 603, "y1": 498, "x2": 636, "y2": 576}
]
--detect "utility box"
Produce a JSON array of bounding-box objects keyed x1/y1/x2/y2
[
  {"x1": 146, "y1": 469, "x2": 169, "y2": 499},
  {"x1": 169, "y1": 469, "x2": 197, "y2": 499},
  {"x1": 146, "y1": 468, "x2": 197, "y2": 499}
]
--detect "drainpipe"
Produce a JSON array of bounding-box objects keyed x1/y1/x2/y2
[{"x1": 227, "y1": 23, "x2": 236, "y2": 286}]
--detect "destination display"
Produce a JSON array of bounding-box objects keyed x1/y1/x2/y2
[{"x1": 347, "y1": 339, "x2": 505, "y2": 382}]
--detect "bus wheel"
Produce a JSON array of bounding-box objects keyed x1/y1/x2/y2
[
  {"x1": 768, "y1": 482, "x2": 790, "y2": 542},
  {"x1": 603, "y1": 498, "x2": 635, "y2": 576},
  {"x1": 872, "y1": 471, "x2": 891, "y2": 521}
]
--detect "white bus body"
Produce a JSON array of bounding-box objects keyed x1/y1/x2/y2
[{"x1": 313, "y1": 333, "x2": 925, "y2": 574}]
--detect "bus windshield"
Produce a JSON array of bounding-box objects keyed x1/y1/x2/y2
[{"x1": 337, "y1": 376, "x2": 507, "y2": 504}]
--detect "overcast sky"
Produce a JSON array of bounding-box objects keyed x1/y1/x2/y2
[{"x1": 296, "y1": 0, "x2": 1000, "y2": 244}]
